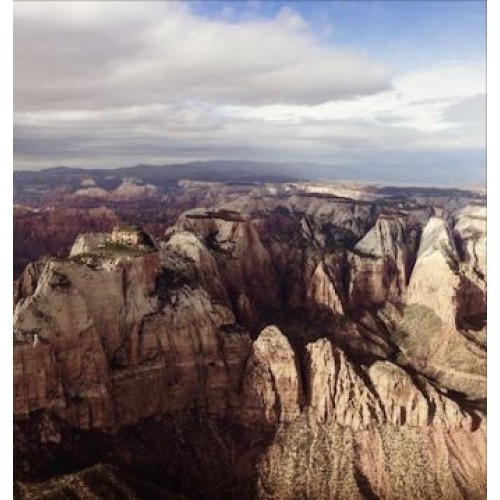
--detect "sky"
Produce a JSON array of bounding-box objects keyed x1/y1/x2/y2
[{"x1": 13, "y1": 0, "x2": 486, "y2": 185}]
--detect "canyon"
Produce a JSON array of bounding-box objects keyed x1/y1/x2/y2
[{"x1": 13, "y1": 175, "x2": 486, "y2": 499}]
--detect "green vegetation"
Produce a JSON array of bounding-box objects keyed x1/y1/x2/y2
[
  {"x1": 187, "y1": 209, "x2": 246, "y2": 222},
  {"x1": 49, "y1": 271, "x2": 72, "y2": 290},
  {"x1": 69, "y1": 242, "x2": 153, "y2": 267},
  {"x1": 393, "y1": 304, "x2": 442, "y2": 348},
  {"x1": 13, "y1": 328, "x2": 37, "y2": 345},
  {"x1": 14, "y1": 463, "x2": 189, "y2": 499},
  {"x1": 102, "y1": 241, "x2": 149, "y2": 256},
  {"x1": 440, "y1": 243, "x2": 460, "y2": 274},
  {"x1": 320, "y1": 222, "x2": 360, "y2": 251},
  {"x1": 386, "y1": 303, "x2": 445, "y2": 369},
  {"x1": 115, "y1": 224, "x2": 141, "y2": 233},
  {"x1": 349, "y1": 248, "x2": 381, "y2": 260}
]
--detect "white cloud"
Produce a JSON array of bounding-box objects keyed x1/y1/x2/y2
[
  {"x1": 223, "y1": 61, "x2": 485, "y2": 137},
  {"x1": 13, "y1": 2, "x2": 485, "y2": 182},
  {"x1": 275, "y1": 6, "x2": 307, "y2": 31},
  {"x1": 14, "y1": 1, "x2": 392, "y2": 111}
]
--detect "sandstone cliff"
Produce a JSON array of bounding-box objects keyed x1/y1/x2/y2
[{"x1": 13, "y1": 192, "x2": 486, "y2": 499}]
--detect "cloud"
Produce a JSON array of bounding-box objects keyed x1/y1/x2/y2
[
  {"x1": 14, "y1": 1, "x2": 392, "y2": 111},
  {"x1": 275, "y1": 6, "x2": 308, "y2": 31},
  {"x1": 443, "y1": 94, "x2": 486, "y2": 125},
  {"x1": 13, "y1": 2, "x2": 485, "y2": 185},
  {"x1": 222, "y1": 61, "x2": 486, "y2": 140}
]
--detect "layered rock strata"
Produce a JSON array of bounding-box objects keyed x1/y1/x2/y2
[{"x1": 13, "y1": 199, "x2": 486, "y2": 499}]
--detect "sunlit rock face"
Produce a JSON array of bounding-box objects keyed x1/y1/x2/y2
[
  {"x1": 13, "y1": 186, "x2": 486, "y2": 499},
  {"x1": 14, "y1": 251, "x2": 253, "y2": 430},
  {"x1": 240, "y1": 326, "x2": 302, "y2": 426},
  {"x1": 305, "y1": 338, "x2": 384, "y2": 428}
]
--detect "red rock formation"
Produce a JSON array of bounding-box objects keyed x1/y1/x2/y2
[
  {"x1": 13, "y1": 206, "x2": 119, "y2": 277},
  {"x1": 13, "y1": 194, "x2": 487, "y2": 498},
  {"x1": 240, "y1": 326, "x2": 302, "y2": 425}
]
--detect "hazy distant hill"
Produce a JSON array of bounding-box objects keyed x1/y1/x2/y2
[
  {"x1": 14, "y1": 158, "x2": 486, "y2": 195},
  {"x1": 14, "y1": 160, "x2": 302, "y2": 193}
]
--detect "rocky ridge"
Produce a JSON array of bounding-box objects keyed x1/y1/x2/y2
[{"x1": 13, "y1": 191, "x2": 486, "y2": 499}]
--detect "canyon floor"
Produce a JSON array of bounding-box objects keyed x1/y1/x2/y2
[{"x1": 13, "y1": 171, "x2": 486, "y2": 499}]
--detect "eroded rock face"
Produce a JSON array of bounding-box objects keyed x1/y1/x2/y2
[
  {"x1": 240, "y1": 326, "x2": 302, "y2": 426},
  {"x1": 348, "y1": 216, "x2": 420, "y2": 309},
  {"x1": 256, "y1": 418, "x2": 486, "y2": 500},
  {"x1": 69, "y1": 232, "x2": 108, "y2": 257},
  {"x1": 307, "y1": 261, "x2": 345, "y2": 315},
  {"x1": 13, "y1": 193, "x2": 487, "y2": 499},
  {"x1": 13, "y1": 252, "x2": 252, "y2": 430},
  {"x1": 178, "y1": 212, "x2": 282, "y2": 320},
  {"x1": 14, "y1": 207, "x2": 120, "y2": 278},
  {"x1": 305, "y1": 339, "x2": 383, "y2": 428},
  {"x1": 407, "y1": 217, "x2": 462, "y2": 325},
  {"x1": 407, "y1": 213, "x2": 486, "y2": 331},
  {"x1": 368, "y1": 361, "x2": 471, "y2": 428}
]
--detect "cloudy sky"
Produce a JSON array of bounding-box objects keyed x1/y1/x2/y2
[{"x1": 13, "y1": 1, "x2": 486, "y2": 184}]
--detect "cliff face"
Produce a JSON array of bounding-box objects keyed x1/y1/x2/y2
[
  {"x1": 13, "y1": 195, "x2": 486, "y2": 499},
  {"x1": 13, "y1": 207, "x2": 119, "y2": 277},
  {"x1": 14, "y1": 252, "x2": 253, "y2": 430},
  {"x1": 240, "y1": 326, "x2": 302, "y2": 426}
]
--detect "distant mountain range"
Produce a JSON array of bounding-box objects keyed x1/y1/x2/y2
[{"x1": 14, "y1": 159, "x2": 486, "y2": 191}]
